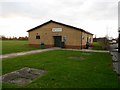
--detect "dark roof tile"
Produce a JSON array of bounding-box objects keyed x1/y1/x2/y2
[{"x1": 27, "y1": 20, "x2": 93, "y2": 35}]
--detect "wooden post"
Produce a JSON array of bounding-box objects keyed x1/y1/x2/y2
[
  {"x1": 118, "y1": 1, "x2": 120, "y2": 52},
  {"x1": 118, "y1": 2, "x2": 120, "y2": 83},
  {"x1": 118, "y1": 30, "x2": 120, "y2": 54}
]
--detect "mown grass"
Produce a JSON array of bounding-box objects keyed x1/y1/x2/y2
[
  {"x1": 2, "y1": 50, "x2": 118, "y2": 88},
  {"x1": 1, "y1": 40, "x2": 39, "y2": 54}
]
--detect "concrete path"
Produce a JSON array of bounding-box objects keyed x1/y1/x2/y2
[
  {"x1": 0, "y1": 47, "x2": 61, "y2": 59},
  {"x1": 61, "y1": 49, "x2": 109, "y2": 53},
  {"x1": 109, "y1": 44, "x2": 120, "y2": 75},
  {"x1": 0, "y1": 48, "x2": 109, "y2": 59}
]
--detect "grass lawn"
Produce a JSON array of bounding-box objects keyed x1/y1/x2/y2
[
  {"x1": 2, "y1": 50, "x2": 118, "y2": 88},
  {"x1": 92, "y1": 42, "x2": 103, "y2": 50},
  {"x1": 1, "y1": 40, "x2": 39, "y2": 54}
]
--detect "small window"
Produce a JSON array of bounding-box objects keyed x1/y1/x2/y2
[
  {"x1": 36, "y1": 35, "x2": 40, "y2": 39},
  {"x1": 89, "y1": 38, "x2": 91, "y2": 42}
]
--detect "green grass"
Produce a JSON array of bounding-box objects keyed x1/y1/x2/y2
[
  {"x1": 92, "y1": 42, "x2": 103, "y2": 50},
  {"x1": 1, "y1": 40, "x2": 39, "y2": 54},
  {"x1": 2, "y1": 50, "x2": 118, "y2": 88}
]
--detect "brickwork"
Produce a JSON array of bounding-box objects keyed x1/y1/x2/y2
[{"x1": 28, "y1": 20, "x2": 93, "y2": 49}]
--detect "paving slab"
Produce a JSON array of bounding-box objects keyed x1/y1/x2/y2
[
  {"x1": 109, "y1": 44, "x2": 120, "y2": 82},
  {"x1": 0, "y1": 67, "x2": 47, "y2": 86}
]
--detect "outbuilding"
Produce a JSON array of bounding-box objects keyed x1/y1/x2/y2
[{"x1": 27, "y1": 20, "x2": 93, "y2": 49}]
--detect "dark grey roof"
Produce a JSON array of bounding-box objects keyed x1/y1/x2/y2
[{"x1": 27, "y1": 20, "x2": 93, "y2": 35}]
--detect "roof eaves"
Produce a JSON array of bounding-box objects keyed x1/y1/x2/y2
[
  {"x1": 27, "y1": 20, "x2": 93, "y2": 35},
  {"x1": 27, "y1": 20, "x2": 52, "y2": 32}
]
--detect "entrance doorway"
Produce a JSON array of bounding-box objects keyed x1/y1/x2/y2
[{"x1": 53, "y1": 36, "x2": 62, "y2": 47}]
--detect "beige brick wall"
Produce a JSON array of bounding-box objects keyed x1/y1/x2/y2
[
  {"x1": 28, "y1": 22, "x2": 93, "y2": 47},
  {"x1": 81, "y1": 32, "x2": 93, "y2": 46}
]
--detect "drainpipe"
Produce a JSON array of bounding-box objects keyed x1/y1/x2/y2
[{"x1": 81, "y1": 32, "x2": 82, "y2": 49}]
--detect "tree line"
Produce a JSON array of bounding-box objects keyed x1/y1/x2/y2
[{"x1": 0, "y1": 35, "x2": 28, "y2": 40}]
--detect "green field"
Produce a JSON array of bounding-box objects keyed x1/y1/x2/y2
[
  {"x1": 1, "y1": 40, "x2": 39, "y2": 54},
  {"x1": 1, "y1": 40, "x2": 107, "y2": 55},
  {"x1": 2, "y1": 50, "x2": 118, "y2": 88}
]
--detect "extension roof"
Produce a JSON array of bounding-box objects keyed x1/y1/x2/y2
[{"x1": 27, "y1": 20, "x2": 93, "y2": 35}]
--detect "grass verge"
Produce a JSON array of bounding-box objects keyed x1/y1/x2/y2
[{"x1": 2, "y1": 50, "x2": 118, "y2": 88}]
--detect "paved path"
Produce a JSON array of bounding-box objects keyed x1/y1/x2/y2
[
  {"x1": 62, "y1": 49, "x2": 109, "y2": 53},
  {"x1": 109, "y1": 44, "x2": 120, "y2": 75},
  {"x1": 0, "y1": 48, "x2": 109, "y2": 59},
  {"x1": 0, "y1": 48, "x2": 61, "y2": 59}
]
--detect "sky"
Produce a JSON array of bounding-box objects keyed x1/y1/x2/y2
[
  {"x1": 118, "y1": 1, "x2": 120, "y2": 31},
  {"x1": 0, "y1": 0, "x2": 119, "y2": 38}
]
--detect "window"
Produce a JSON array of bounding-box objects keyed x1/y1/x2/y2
[
  {"x1": 36, "y1": 33, "x2": 40, "y2": 39},
  {"x1": 89, "y1": 37, "x2": 91, "y2": 42},
  {"x1": 36, "y1": 35, "x2": 40, "y2": 39},
  {"x1": 63, "y1": 36, "x2": 67, "y2": 42},
  {"x1": 87, "y1": 37, "x2": 88, "y2": 42},
  {"x1": 82, "y1": 36, "x2": 84, "y2": 39}
]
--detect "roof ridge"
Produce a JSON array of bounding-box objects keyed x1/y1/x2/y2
[{"x1": 27, "y1": 20, "x2": 93, "y2": 35}]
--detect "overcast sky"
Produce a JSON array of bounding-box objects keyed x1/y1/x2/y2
[
  {"x1": 118, "y1": 1, "x2": 120, "y2": 30},
  {"x1": 0, "y1": 0, "x2": 119, "y2": 38}
]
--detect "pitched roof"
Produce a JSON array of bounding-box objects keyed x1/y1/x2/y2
[{"x1": 27, "y1": 20, "x2": 93, "y2": 35}]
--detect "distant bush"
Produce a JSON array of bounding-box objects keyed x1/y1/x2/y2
[
  {"x1": 92, "y1": 37, "x2": 110, "y2": 50},
  {"x1": 92, "y1": 41, "x2": 110, "y2": 50},
  {"x1": 0, "y1": 35, "x2": 28, "y2": 40}
]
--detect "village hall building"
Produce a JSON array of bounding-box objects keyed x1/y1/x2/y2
[{"x1": 27, "y1": 20, "x2": 93, "y2": 49}]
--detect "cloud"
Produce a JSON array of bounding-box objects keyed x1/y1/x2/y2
[
  {"x1": 0, "y1": 0, "x2": 118, "y2": 38},
  {"x1": 119, "y1": 1, "x2": 120, "y2": 28},
  {"x1": 0, "y1": 0, "x2": 118, "y2": 20}
]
